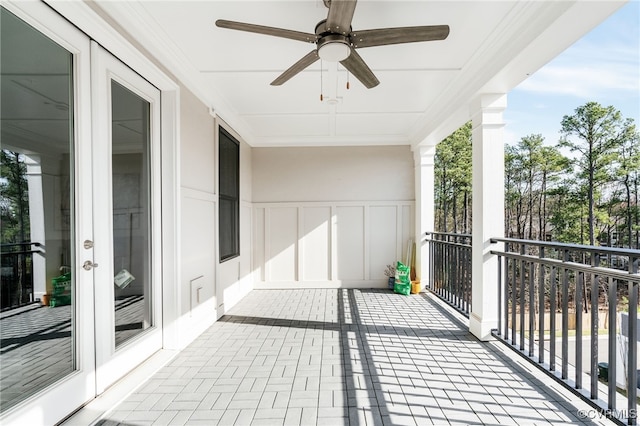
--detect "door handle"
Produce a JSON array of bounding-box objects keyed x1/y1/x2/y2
[{"x1": 83, "y1": 260, "x2": 99, "y2": 270}]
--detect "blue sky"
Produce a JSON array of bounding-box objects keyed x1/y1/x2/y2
[{"x1": 504, "y1": 1, "x2": 640, "y2": 146}]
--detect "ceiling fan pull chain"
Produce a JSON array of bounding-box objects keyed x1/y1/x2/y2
[
  {"x1": 347, "y1": 70, "x2": 350, "y2": 90},
  {"x1": 320, "y1": 60, "x2": 324, "y2": 101}
]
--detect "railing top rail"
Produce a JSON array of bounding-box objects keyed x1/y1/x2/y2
[
  {"x1": 490, "y1": 248, "x2": 639, "y2": 282},
  {"x1": 490, "y1": 236, "x2": 640, "y2": 258},
  {"x1": 424, "y1": 231, "x2": 472, "y2": 238},
  {"x1": 0, "y1": 241, "x2": 42, "y2": 249},
  {"x1": 1, "y1": 249, "x2": 44, "y2": 256}
]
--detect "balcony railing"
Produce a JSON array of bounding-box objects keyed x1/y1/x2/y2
[
  {"x1": 490, "y1": 238, "x2": 640, "y2": 425},
  {"x1": 1, "y1": 242, "x2": 42, "y2": 310},
  {"x1": 424, "y1": 231, "x2": 472, "y2": 316},
  {"x1": 424, "y1": 231, "x2": 640, "y2": 424}
]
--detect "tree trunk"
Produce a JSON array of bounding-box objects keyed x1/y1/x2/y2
[
  {"x1": 452, "y1": 192, "x2": 458, "y2": 234},
  {"x1": 539, "y1": 172, "x2": 547, "y2": 241},
  {"x1": 13, "y1": 153, "x2": 28, "y2": 304},
  {"x1": 635, "y1": 175, "x2": 639, "y2": 249},
  {"x1": 624, "y1": 175, "x2": 632, "y2": 248},
  {"x1": 588, "y1": 144, "x2": 595, "y2": 246}
]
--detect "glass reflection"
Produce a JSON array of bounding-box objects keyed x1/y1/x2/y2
[
  {"x1": 0, "y1": 7, "x2": 75, "y2": 411},
  {"x1": 111, "y1": 81, "x2": 152, "y2": 347}
]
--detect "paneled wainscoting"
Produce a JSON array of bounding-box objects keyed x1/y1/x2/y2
[{"x1": 253, "y1": 202, "x2": 415, "y2": 289}]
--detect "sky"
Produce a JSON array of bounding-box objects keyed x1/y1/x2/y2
[{"x1": 503, "y1": 0, "x2": 640, "y2": 147}]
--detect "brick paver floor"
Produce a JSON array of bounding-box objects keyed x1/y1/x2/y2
[{"x1": 76, "y1": 289, "x2": 611, "y2": 425}]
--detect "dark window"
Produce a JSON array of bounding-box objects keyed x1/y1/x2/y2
[{"x1": 219, "y1": 127, "x2": 240, "y2": 262}]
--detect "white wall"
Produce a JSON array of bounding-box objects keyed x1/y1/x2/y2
[
  {"x1": 178, "y1": 87, "x2": 217, "y2": 344},
  {"x1": 252, "y1": 146, "x2": 415, "y2": 288},
  {"x1": 252, "y1": 146, "x2": 414, "y2": 202},
  {"x1": 178, "y1": 93, "x2": 253, "y2": 344}
]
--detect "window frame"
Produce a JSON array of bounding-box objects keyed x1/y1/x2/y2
[{"x1": 218, "y1": 126, "x2": 240, "y2": 262}]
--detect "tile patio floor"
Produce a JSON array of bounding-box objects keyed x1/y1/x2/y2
[{"x1": 66, "y1": 289, "x2": 613, "y2": 425}]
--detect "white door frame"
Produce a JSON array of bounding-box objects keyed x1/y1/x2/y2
[{"x1": 91, "y1": 42, "x2": 163, "y2": 394}]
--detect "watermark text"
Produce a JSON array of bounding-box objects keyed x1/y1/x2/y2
[{"x1": 577, "y1": 408, "x2": 637, "y2": 420}]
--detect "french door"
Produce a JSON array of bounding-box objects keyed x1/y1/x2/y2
[
  {"x1": 0, "y1": 3, "x2": 163, "y2": 424},
  {"x1": 91, "y1": 42, "x2": 163, "y2": 394}
]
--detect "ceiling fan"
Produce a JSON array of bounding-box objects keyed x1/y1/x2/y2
[{"x1": 215, "y1": 0, "x2": 449, "y2": 89}]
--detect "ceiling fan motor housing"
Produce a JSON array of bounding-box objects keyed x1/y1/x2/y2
[{"x1": 315, "y1": 19, "x2": 352, "y2": 62}]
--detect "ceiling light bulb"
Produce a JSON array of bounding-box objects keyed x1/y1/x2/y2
[{"x1": 318, "y1": 41, "x2": 351, "y2": 62}]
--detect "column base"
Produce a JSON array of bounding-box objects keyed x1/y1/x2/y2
[
  {"x1": 34, "y1": 291, "x2": 47, "y2": 304},
  {"x1": 469, "y1": 312, "x2": 498, "y2": 341}
]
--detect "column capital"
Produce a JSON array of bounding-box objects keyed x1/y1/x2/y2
[
  {"x1": 470, "y1": 93, "x2": 507, "y2": 112},
  {"x1": 470, "y1": 93, "x2": 507, "y2": 130},
  {"x1": 413, "y1": 145, "x2": 436, "y2": 167}
]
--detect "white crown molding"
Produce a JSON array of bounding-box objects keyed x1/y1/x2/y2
[{"x1": 50, "y1": 0, "x2": 256, "y2": 145}]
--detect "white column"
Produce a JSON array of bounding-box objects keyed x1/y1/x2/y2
[
  {"x1": 414, "y1": 145, "x2": 436, "y2": 285},
  {"x1": 469, "y1": 94, "x2": 506, "y2": 341},
  {"x1": 24, "y1": 155, "x2": 46, "y2": 301}
]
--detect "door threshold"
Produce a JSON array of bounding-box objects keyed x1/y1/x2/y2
[{"x1": 59, "y1": 349, "x2": 179, "y2": 426}]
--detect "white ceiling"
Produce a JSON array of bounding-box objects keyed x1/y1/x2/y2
[{"x1": 93, "y1": 0, "x2": 625, "y2": 148}]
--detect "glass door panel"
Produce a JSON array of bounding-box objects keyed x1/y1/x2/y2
[
  {"x1": 111, "y1": 81, "x2": 152, "y2": 347},
  {"x1": 0, "y1": 3, "x2": 95, "y2": 424},
  {"x1": 0, "y1": 5, "x2": 75, "y2": 410}
]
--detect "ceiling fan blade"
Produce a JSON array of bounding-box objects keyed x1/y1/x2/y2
[
  {"x1": 271, "y1": 50, "x2": 320, "y2": 86},
  {"x1": 325, "y1": 0, "x2": 357, "y2": 35},
  {"x1": 216, "y1": 19, "x2": 316, "y2": 44},
  {"x1": 351, "y1": 25, "x2": 450, "y2": 48},
  {"x1": 340, "y1": 49, "x2": 379, "y2": 89}
]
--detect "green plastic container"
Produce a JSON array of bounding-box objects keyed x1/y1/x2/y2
[
  {"x1": 50, "y1": 273, "x2": 72, "y2": 307},
  {"x1": 394, "y1": 282, "x2": 411, "y2": 296}
]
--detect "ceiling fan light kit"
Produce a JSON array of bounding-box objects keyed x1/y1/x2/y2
[
  {"x1": 215, "y1": 0, "x2": 449, "y2": 89},
  {"x1": 317, "y1": 36, "x2": 351, "y2": 62}
]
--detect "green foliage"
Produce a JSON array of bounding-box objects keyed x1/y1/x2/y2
[
  {"x1": 437, "y1": 102, "x2": 639, "y2": 248},
  {"x1": 1, "y1": 150, "x2": 30, "y2": 244},
  {"x1": 435, "y1": 122, "x2": 472, "y2": 232},
  {"x1": 559, "y1": 102, "x2": 637, "y2": 246},
  {"x1": 505, "y1": 134, "x2": 568, "y2": 240}
]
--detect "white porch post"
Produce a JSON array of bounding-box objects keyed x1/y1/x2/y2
[
  {"x1": 25, "y1": 155, "x2": 46, "y2": 301},
  {"x1": 414, "y1": 145, "x2": 436, "y2": 285},
  {"x1": 469, "y1": 94, "x2": 506, "y2": 341}
]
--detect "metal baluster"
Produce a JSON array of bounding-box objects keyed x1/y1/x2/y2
[
  {"x1": 627, "y1": 255, "x2": 638, "y2": 425},
  {"x1": 576, "y1": 271, "x2": 583, "y2": 389},
  {"x1": 529, "y1": 258, "x2": 535, "y2": 357},
  {"x1": 538, "y1": 247, "x2": 545, "y2": 363},
  {"x1": 462, "y1": 241, "x2": 467, "y2": 312},
  {"x1": 550, "y1": 266, "x2": 557, "y2": 371},
  {"x1": 512, "y1": 247, "x2": 517, "y2": 346},
  {"x1": 453, "y1": 238, "x2": 459, "y2": 308},
  {"x1": 562, "y1": 249, "x2": 569, "y2": 380},
  {"x1": 520, "y1": 243, "x2": 526, "y2": 351},
  {"x1": 465, "y1": 243, "x2": 470, "y2": 313},
  {"x1": 427, "y1": 234, "x2": 431, "y2": 290},
  {"x1": 451, "y1": 239, "x2": 455, "y2": 304},
  {"x1": 497, "y1": 253, "x2": 502, "y2": 336},
  {"x1": 504, "y1": 250, "x2": 510, "y2": 339},
  {"x1": 608, "y1": 276, "x2": 617, "y2": 410},
  {"x1": 591, "y1": 253, "x2": 599, "y2": 399},
  {"x1": 435, "y1": 240, "x2": 441, "y2": 295},
  {"x1": 468, "y1": 243, "x2": 472, "y2": 312},
  {"x1": 442, "y1": 238, "x2": 447, "y2": 300}
]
